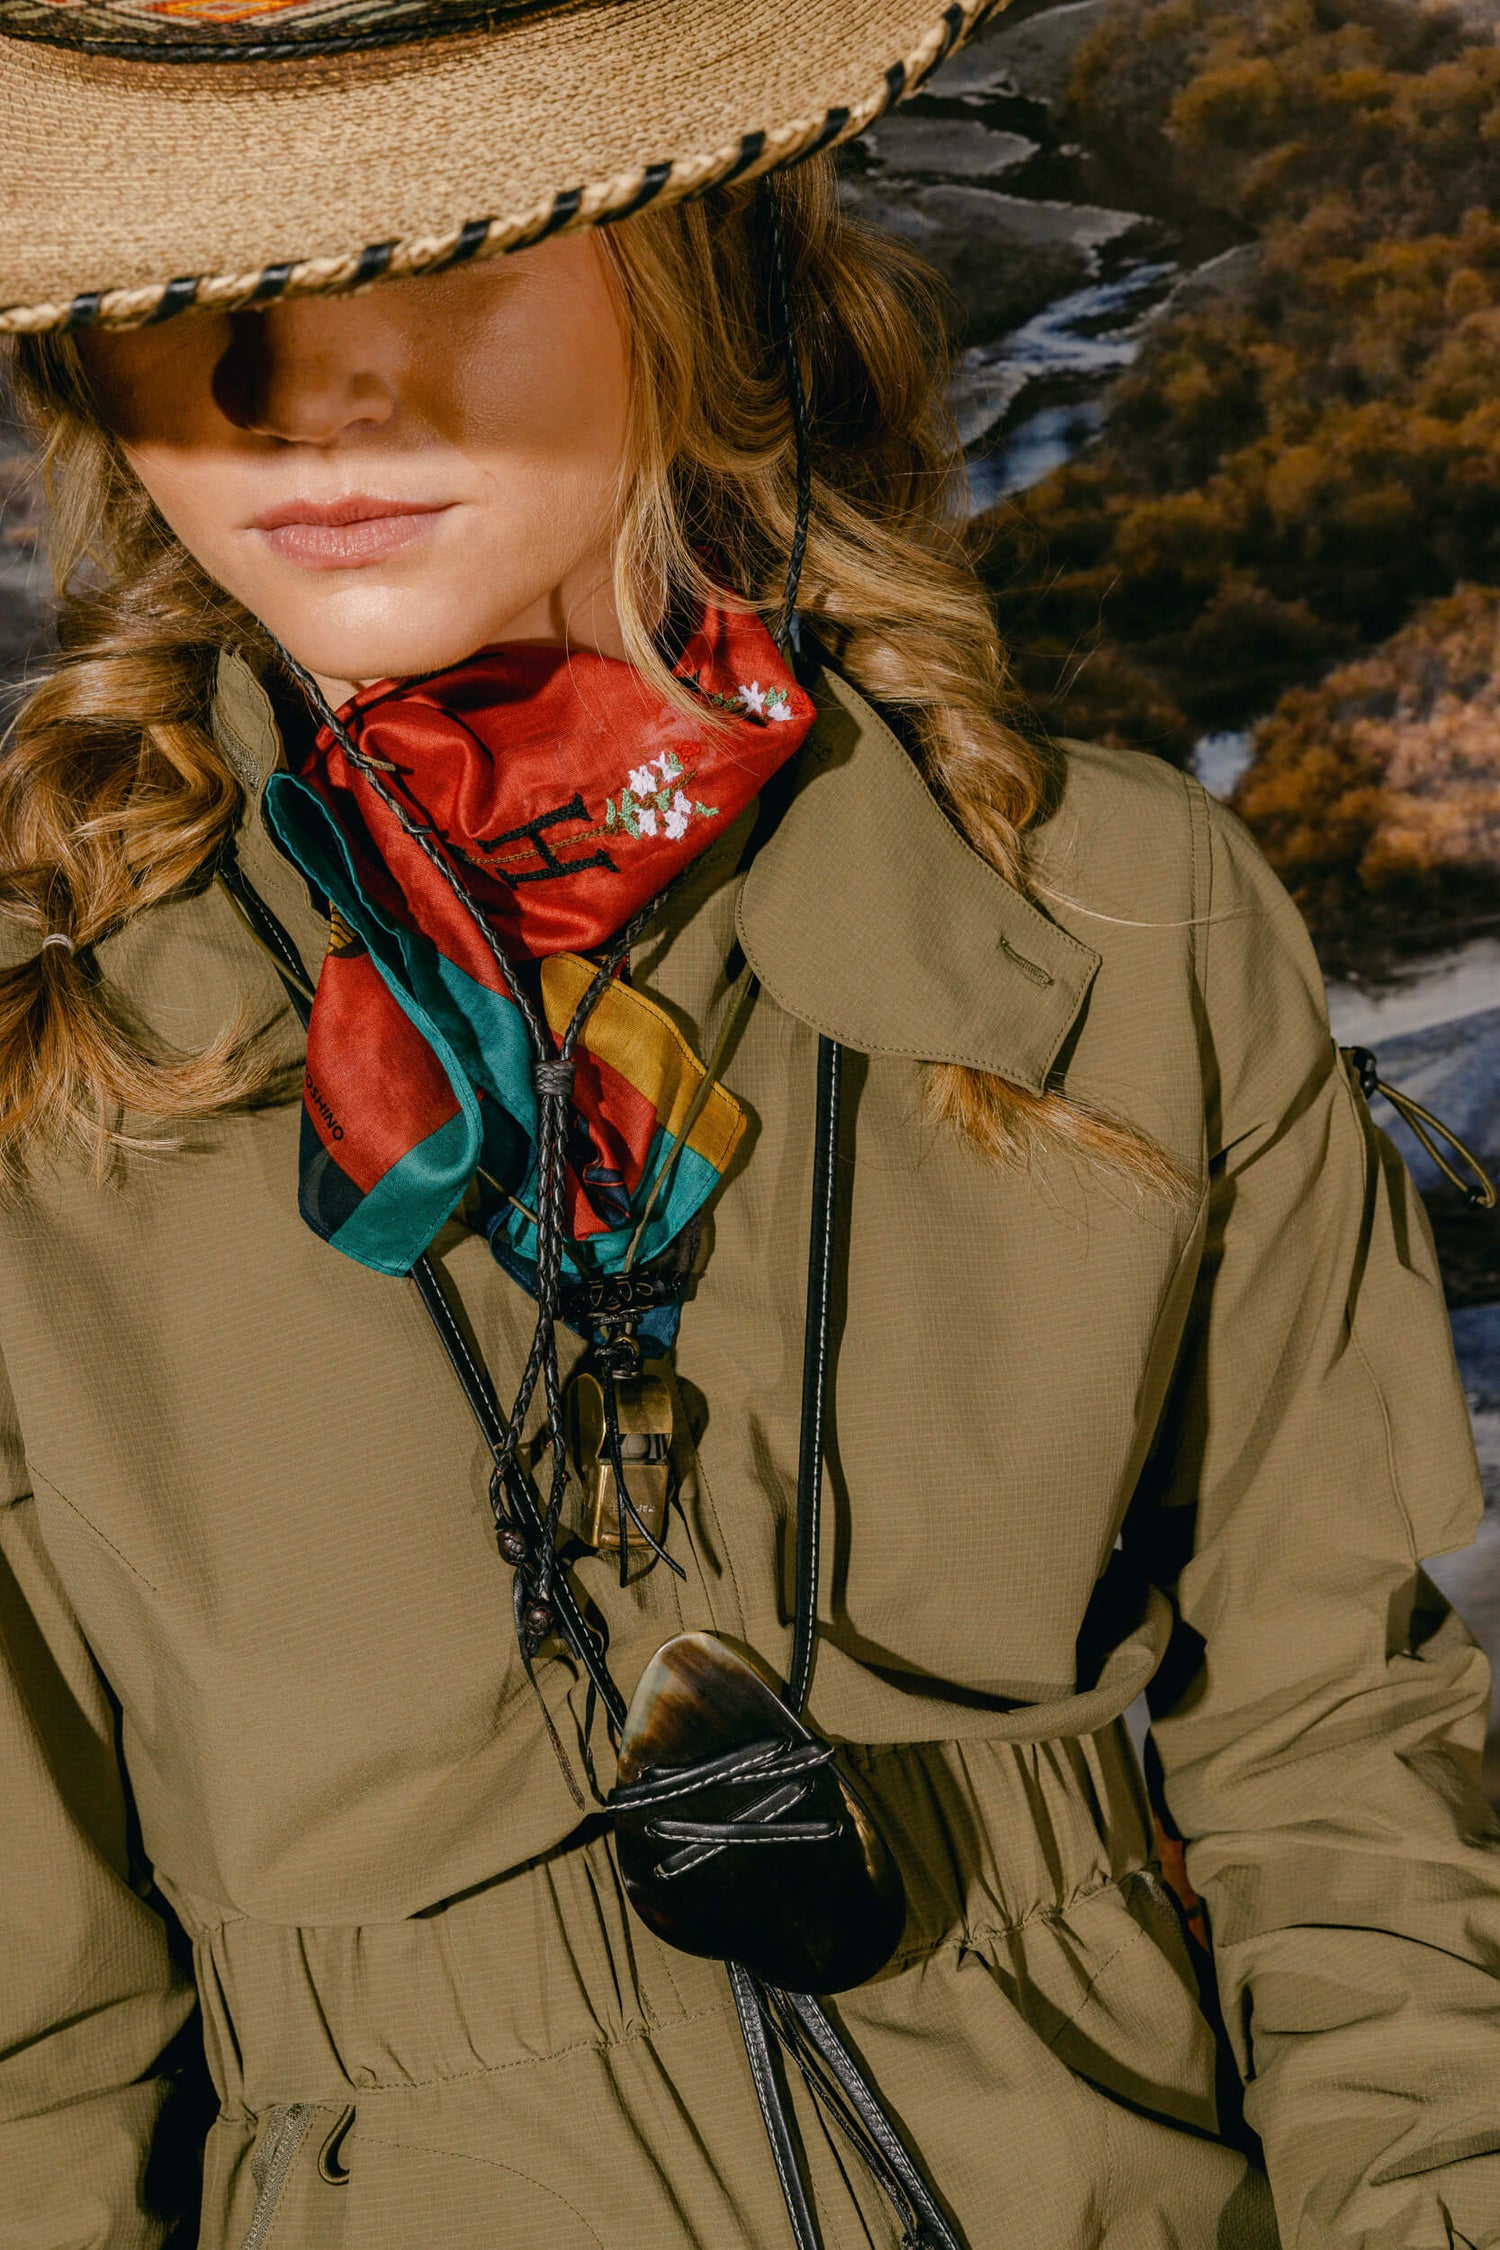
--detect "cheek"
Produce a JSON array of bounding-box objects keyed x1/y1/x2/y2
[
  {"x1": 78, "y1": 327, "x2": 243, "y2": 567},
  {"x1": 443, "y1": 251, "x2": 630, "y2": 533},
  {"x1": 77, "y1": 324, "x2": 223, "y2": 451},
  {"x1": 119, "y1": 441, "x2": 242, "y2": 568}
]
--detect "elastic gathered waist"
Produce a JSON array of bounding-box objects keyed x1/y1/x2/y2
[{"x1": 193, "y1": 1728, "x2": 1151, "y2": 2116}]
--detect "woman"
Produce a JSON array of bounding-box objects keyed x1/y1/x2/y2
[{"x1": 0, "y1": 2, "x2": 1497, "y2": 2245}]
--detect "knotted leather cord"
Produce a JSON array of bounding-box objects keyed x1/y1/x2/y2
[
  {"x1": 589, "y1": 963, "x2": 761, "y2": 1589},
  {"x1": 226, "y1": 848, "x2": 958, "y2": 2250},
  {"x1": 216, "y1": 846, "x2": 635, "y2": 1725},
  {"x1": 275, "y1": 648, "x2": 680, "y2": 1651},
  {"x1": 220, "y1": 185, "x2": 958, "y2": 2249}
]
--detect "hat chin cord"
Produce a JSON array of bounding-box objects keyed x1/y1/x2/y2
[{"x1": 761, "y1": 175, "x2": 813, "y2": 660}]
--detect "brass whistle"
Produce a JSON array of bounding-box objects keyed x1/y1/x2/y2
[{"x1": 568, "y1": 1365, "x2": 674, "y2": 1555}]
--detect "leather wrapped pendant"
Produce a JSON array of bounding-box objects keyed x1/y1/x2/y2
[
  {"x1": 567, "y1": 1365, "x2": 673, "y2": 1555},
  {"x1": 610, "y1": 1631, "x2": 906, "y2": 1993}
]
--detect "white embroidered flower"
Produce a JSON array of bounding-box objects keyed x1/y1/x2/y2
[
  {"x1": 636, "y1": 805, "x2": 659, "y2": 837},
  {"x1": 765, "y1": 687, "x2": 794, "y2": 722},
  {"x1": 737, "y1": 680, "x2": 768, "y2": 718},
  {"x1": 663, "y1": 790, "x2": 694, "y2": 841},
  {"x1": 627, "y1": 763, "x2": 658, "y2": 797}
]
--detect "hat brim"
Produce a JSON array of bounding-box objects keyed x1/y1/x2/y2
[{"x1": 0, "y1": 0, "x2": 1002, "y2": 333}]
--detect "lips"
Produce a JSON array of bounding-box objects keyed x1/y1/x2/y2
[{"x1": 251, "y1": 495, "x2": 455, "y2": 568}]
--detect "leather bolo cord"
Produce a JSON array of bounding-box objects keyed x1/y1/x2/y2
[
  {"x1": 216, "y1": 177, "x2": 960, "y2": 2250},
  {"x1": 224, "y1": 844, "x2": 958, "y2": 2250},
  {"x1": 272, "y1": 648, "x2": 666, "y2": 1685}
]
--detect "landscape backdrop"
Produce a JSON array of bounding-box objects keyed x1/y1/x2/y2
[
  {"x1": 847, "y1": 0, "x2": 1500, "y2": 1784},
  {"x1": 2, "y1": 0, "x2": 1497, "y2": 1780}
]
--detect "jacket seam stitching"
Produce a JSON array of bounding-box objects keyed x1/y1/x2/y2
[
  {"x1": 360, "y1": 2135, "x2": 606, "y2": 2242},
  {"x1": 27, "y1": 1460, "x2": 161, "y2": 1591},
  {"x1": 1040, "y1": 1916, "x2": 1156, "y2": 2052},
  {"x1": 329, "y1": 2002, "x2": 736, "y2": 2091},
  {"x1": 1332, "y1": 1057, "x2": 1420, "y2": 1556}
]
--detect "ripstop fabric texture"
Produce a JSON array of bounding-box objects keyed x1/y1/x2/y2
[{"x1": 0, "y1": 658, "x2": 1496, "y2": 2246}]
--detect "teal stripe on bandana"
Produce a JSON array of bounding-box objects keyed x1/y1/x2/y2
[
  {"x1": 327, "y1": 1107, "x2": 480, "y2": 1273},
  {"x1": 262, "y1": 769, "x2": 742, "y2": 1292},
  {"x1": 492, "y1": 1128, "x2": 725, "y2": 1279}
]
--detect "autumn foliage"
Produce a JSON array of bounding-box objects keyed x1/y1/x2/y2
[
  {"x1": 979, "y1": 0, "x2": 1500, "y2": 940},
  {"x1": 1235, "y1": 583, "x2": 1500, "y2": 960}
]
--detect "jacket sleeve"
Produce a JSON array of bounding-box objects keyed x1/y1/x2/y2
[
  {"x1": 1136, "y1": 789, "x2": 1500, "y2": 2249},
  {"x1": 0, "y1": 1359, "x2": 201, "y2": 2248}
]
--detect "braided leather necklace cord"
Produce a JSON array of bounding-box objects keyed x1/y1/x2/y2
[
  {"x1": 220, "y1": 831, "x2": 957, "y2": 2250},
  {"x1": 278, "y1": 649, "x2": 667, "y2": 1652}
]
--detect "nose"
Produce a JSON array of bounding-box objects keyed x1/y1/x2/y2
[{"x1": 213, "y1": 301, "x2": 397, "y2": 443}]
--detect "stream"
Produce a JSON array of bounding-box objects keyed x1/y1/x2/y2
[
  {"x1": 841, "y1": 1, "x2": 1241, "y2": 512},
  {"x1": 841, "y1": 0, "x2": 1256, "y2": 791}
]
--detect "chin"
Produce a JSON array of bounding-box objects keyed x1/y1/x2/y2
[{"x1": 268, "y1": 591, "x2": 506, "y2": 689}]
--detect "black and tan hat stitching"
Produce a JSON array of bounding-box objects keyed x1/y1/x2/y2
[
  {"x1": 0, "y1": 0, "x2": 551, "y2": 62},
  {"x1": 1, "y1": 5, "x2": 972, "y2": 336}
]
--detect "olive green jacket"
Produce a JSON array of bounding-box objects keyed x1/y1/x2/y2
[{"x1": 0, "y1": 657, "x2": 1496, "y2": 2247}]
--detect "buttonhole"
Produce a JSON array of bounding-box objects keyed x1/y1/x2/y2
[{"x1": 999, "y1": 934, "x2": 1054, "y2": 987}]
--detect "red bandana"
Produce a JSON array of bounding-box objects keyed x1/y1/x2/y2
[
  {"x1": 263, "y1": 603, "x2": 815, "y2": 1278},
  {"x1": 302, "y1": 601, "x2": 817, "y2": 959}
]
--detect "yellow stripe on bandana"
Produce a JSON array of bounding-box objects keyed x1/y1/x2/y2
[{"x1": 541, "y1": 954, "x2": 746, "y2": 1176}]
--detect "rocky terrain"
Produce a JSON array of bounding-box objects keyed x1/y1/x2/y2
[{"x1": 0, "y1": 381, "x2": 48, "y2": 709}]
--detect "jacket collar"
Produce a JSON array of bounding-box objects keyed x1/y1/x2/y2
[
  {"x1": 215, "y1": 650, "x2": 1099, "y2": 1094},
  {"x1": 215, "y1": 648, "x2": 334, "y2": 984},
  {"x1": 735, "y1": 665, "x2": 1098, "y2": 1096}
]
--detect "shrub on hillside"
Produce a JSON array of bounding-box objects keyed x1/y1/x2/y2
[
  {"x1": 982, "y1": 0, "x2": 1500, "y2": 918},
  {"x1": 1234, "y1": 581, "x2": 1500, "y2": 956}
]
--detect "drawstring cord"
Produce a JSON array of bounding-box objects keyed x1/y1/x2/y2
[{"x1": 1344, "y1": 1045, "x2": 1497, "y2": 1210}]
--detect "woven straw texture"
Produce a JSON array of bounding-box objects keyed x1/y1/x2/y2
[{"x1": 0, "y1": 0, "x2": 1001, "y2": 332}]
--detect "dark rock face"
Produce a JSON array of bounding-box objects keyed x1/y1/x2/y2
[
  {"x1": 841, "y1": 0, "x2": 1241, "y2": 515},
  {"x1": 0, "y1": 375, "x2": 52, "y2": 707}
]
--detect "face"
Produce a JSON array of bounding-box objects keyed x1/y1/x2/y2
[{"x1": 75, "y1": 235, "x2": 633, "y2": 701}]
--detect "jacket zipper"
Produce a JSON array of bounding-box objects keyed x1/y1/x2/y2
[{"x1": 239, "y1": 2102, "x2": 314, "y2": 2250}]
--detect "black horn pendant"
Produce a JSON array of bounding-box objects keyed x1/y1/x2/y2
[{"x1": 610, "y1": 1632, "x2": 906, "y2": 1994}]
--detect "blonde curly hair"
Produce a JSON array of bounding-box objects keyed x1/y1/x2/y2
[{"x1": 0, "y1": 159, "x2": 1182, "y2": 1196}]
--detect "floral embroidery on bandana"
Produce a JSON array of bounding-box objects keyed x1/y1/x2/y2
[
  {"x1": 604, "y1": 748, "x2": 721, "y2": 844},
  {"x1": 736, "y1": 680, "x2": 797, "y2": 722},
  {"x1": 679, "y1": 667, "x2": 798, "y2": 726}
]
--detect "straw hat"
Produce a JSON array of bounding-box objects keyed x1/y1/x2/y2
[{"x1": 0, "y1": 0, "x2": 1004, "y2": 334}]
